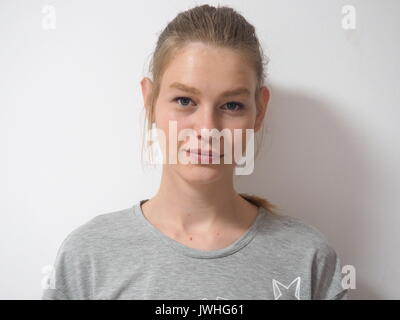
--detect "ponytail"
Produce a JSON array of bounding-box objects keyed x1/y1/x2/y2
[{"x1": 239, "y1": 193, "x2": 280, "y2": 215}]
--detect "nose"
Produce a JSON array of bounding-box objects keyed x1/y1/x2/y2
[{"x1": 192, "y1": 105, "x2": 221, "y2": 147}]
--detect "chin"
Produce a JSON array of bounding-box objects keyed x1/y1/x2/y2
[{"x1": 177, "y1": 164, "x2": 227, "y2": 184}]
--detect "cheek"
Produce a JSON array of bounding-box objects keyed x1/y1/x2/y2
[
  {"x1": 226, "y1": 120, "x2": 254, "y2": 155},
  {"x1": 155, "y1": 116, "x2": 192, "y2": 156},
  {"x1": 154, "y1": 107, "x2": 180, "y2": 137}
]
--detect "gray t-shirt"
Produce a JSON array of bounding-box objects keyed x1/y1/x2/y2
[{"x1": 41, "y1": 199, "x2": 348, "y2": 300}]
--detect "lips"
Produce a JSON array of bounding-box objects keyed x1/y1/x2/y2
[{"x1": 185, "y1": 149, "x2": 223, "y2": 157}]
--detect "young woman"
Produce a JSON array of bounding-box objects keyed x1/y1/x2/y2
[{"x1": 42, "y1": 4, "x2": 348, "y2": 300}]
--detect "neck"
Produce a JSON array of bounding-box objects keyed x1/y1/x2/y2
[{"x1": 145, "y1": 166, "x2": 256, "y2": 234}]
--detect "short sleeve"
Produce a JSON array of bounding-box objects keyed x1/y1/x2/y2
[
  {"x1": 41, "y1": 229, "x2": 93, "y2": 300},
  {"x1": 311, "y1": 241, "x2": 349, "y2": 300}
]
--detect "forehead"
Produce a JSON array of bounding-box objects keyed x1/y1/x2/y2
[{"x1": 160, "y1": 42, "x2": 257, "y2": 96}]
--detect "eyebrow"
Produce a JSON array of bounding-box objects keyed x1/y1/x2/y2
[{"x1": 169, "y1": 82, "x2": 251, "y2": 98}]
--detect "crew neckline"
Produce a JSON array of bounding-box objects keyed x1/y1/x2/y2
[{"x1": 131, "y1": 199, "x2": 267, "y2": 259}]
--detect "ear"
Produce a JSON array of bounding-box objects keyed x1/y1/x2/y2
[
  {"x1": 140, "y1": 77, "x2": 154, "y2": 115},
  {"x1": 254, "y1": 85, "x2": 270, "y2": 132}
]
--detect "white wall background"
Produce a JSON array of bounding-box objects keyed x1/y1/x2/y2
[{"x1": 1, "y1": 0, "x2": 399, "y2": 299}]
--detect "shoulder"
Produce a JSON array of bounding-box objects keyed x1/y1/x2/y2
[
  {"x1": 258, "y1": 211, "x2": 347, "y2": 299},
  {"x1": 58, "y1": 206, "x2": 134, "y2": 253},
  {"x1": 259, "y1": 210, "x2": 337, "y2": 258},
  {"x1": 42, "y1": 206, "x2": 135, "y2": 300}
]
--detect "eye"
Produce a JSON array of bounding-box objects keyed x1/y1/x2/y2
[
  {"x1": 221, "y1": 102, "x2": 245, "y2": 112},
  {"x1": 173, "y1": 96, "x2": 195, "y2": 107},
  {"x1": 172, "y1": 96, "x2": 245, "y2": 112}
]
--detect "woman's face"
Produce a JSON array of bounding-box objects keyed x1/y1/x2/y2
[{"x1": 141, "y1": 42, "x2": 269, "y2": 184}]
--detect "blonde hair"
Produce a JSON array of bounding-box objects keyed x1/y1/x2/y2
[{"x1": 141, "y1": 4, "x2": 279, "y2": 214}]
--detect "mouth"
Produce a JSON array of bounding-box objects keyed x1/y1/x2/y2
[{"x1": 184, "y1": 149, "x2": 223, "y2": 158}]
